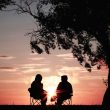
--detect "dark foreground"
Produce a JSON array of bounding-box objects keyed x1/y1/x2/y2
[{"x1": 0, "y1": 105, "x2": 102, "y2": 110}]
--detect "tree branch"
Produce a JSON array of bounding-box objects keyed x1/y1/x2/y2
[{"x1": 14, "y1": 0, "x2": 38, "y2": 19}]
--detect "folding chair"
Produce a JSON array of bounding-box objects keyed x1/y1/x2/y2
[
  {"x1": 28, "y1": 88, "x2": 41, "y2": 105},
  {"x1": 50, "y1": 95, "x2": 72, "y2": 105},
  {"x1": 62, "y1": 96, "x2": 72, "y2": 105},
  {"x1": 30, "y1": 96, "x2": 41, "y2": 105}
]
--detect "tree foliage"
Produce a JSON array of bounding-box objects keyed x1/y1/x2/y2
[
  {"x1": 14, "y1": 0, "x2": 110, "y2": 71},
  {"x1": 0, "y1": 0, "x2": 13, "y2": 10}
]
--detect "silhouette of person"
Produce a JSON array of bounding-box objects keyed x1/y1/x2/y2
[
  {"x1": 28, "y1": 74, "x2": 47, "y2": 105},
  {"x1": 56, "y1": 75, "x2": 73, "y2": 105}
]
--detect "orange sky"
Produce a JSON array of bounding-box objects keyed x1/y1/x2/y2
[{"x1": 0, "y1": 10, "x2": 108, "y2": 105}]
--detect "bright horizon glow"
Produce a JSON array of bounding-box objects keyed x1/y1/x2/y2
[
  {"x1": 42, "y1": 76, "x2": 60, "y2": 104},
  {"x1": 47, "y1": 86, "x2": 56, "y2": 98},
  {"x1": 45, "y1": 86, "x2": 56, "y2": 104}
]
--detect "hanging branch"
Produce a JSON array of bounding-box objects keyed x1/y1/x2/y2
[{"x1": 13, "y1": 0, "x2": 38, "y2": 19}]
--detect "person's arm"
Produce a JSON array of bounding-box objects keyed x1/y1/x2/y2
[{"x1": 56, "y1": 82, "x2": 61, "y2": 94}]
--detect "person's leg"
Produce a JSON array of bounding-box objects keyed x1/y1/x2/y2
[
  {"x1": 56, "y1": 94, "x2": 71, "y2": 105},
  {"x1": 41, "y1": 91, "x2": 47, "y2": 105},
  {"x1": 56, "y1": 95, "x2": 64, "y2": 105}
]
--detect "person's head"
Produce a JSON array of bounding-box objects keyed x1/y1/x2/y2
[
  {"x1": 61, "y1": 75, "x2": 68, "y2": 82},
  {"x1": 35, "y1": 74, "x2": 42, "y2": 82}
]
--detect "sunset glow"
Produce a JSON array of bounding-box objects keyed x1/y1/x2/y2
[
  {"x1": 0, "y1": 9, "x2": 108, "y2": 105},
  {"x1": 46, "y1": 86, "x2": 56, "y2": 104},
  {"x1": 47, "y1": 87, "x2": 56, "y2": 98}
]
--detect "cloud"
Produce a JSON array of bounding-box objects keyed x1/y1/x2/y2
[
  {"x1": 64, "y1": 57, "x2": 74, "y2": 60},
  {"x1": 0, "y1": 67, "x2": 17, "y2": 72},
  {"x1": 28, "y1": 57, "x2": 45, "y2": 61},
  {"x1": 56, "y1": 53, "x2": 73, "y2": 58},
  {"x1": 57, "y1": 71, "x2": 80, "y2": 84},
  {"x1": 0, "y1": 55, "x2": 15, "y2": 60},
  {"x1": 59, "y1": 66, "x2": 84, "y2": 72},
  {"x1": 30, "y1": 53, "x2": 38, "y2": 56},
  {"x1": 79, "y1": 75, "x2": 107, "y2": 80},
  {"x1": 0, "y1": 79, "x2": 22, "y2": 83},
  {"x1": 21, "y1": 68, "x2": 36, "y2": 73},
  {"x1": 56, "y1": 53, "x2": 76, "y2": 61},
  {"x1": 20, "y1": 63, "x2": 49, "y2": 73},
  {"x1": 21, "y1": 68, "x2": 50, "y2": 73},
  {"x1": 80, "y1": 69, "x2": 100, "y2": 73},
  {"x1": 0, "y1": 76, "x2": 33, "y2": 84},
  {"x1": 21, "y1": 63, "x2": 46, "y2": 69}
]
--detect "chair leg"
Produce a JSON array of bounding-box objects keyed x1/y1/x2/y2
[
  {"x1": 30, "y1": 97, "x2": 41, "y2": 105},
  {"x1": 30, "y1": 97, "x2": 35, "y2": 105},
  {"x1": 68, "y1": 98, "x2": 71, "y2": 105},
  {"x1": 69, "y1": 98, "x2": 72, "y2": 105},
  {"x1": 32, "y1": 98, "x2": 35, "y2": 105},
  {"x1": 30, "y1": 97, "x2": 32, "y2": 105},
  {"x1": 70, "y1": 97, "x2": 72, "y2": 105},
  {"x1": 62, "y1": 98, "x2": 72, "y2": 105}
]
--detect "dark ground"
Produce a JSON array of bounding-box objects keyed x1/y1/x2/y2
[{"x1": 0, "y1": 105, "x2": 102, "y2": 110}]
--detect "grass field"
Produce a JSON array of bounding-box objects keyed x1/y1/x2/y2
[{"x1": 0, "y1": 105, "x2": 102, "y2": 110}]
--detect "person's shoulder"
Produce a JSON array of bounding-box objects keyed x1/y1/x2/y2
[
  {"x1": 31, "y1": 80, "x2": 35, "y2": 84},
  {"x1": 31, "y1": 80, "x2": 36, "y2": 86},
  {"x1": 32, "y1": 81, "x2": 35, "y2": 83},
  {"x1": 58, "y1": 82, "x2": 62, "y2": 85},
  {"x1": 67, "y1": 81, "x2": 72, "y2": 85},
  {"x1": 57, "y1": 81, "x2": 61, "y2": 84}
]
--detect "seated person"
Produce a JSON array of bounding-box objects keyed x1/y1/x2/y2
[
  {"x1": 28, "y1": 74, "x2": 47, "y2": 105},
  {"x1": 56, "y1": 75, "x2": 73, "y2": 105}
]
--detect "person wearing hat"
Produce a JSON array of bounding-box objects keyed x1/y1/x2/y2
[{"x1": 56, "y1": 75, "x2": 73, "y2": 105}]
